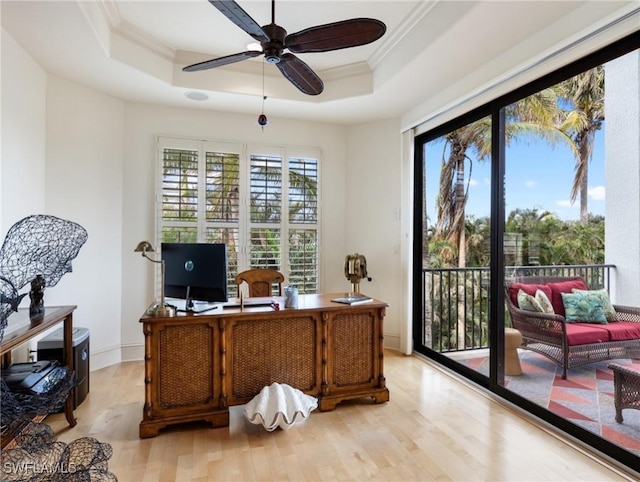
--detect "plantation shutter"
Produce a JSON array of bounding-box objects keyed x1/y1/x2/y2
[
  {"x1": 287, "y1": 156, "x2": 319, "y2": 292},
  {"x1": 249, "y1": 153, "x2": 282, "y2": 270},
  {"x1": 157, "y1": 137, "x2": 321, "y2": 297}
]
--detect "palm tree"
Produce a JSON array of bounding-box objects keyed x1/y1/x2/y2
[
  {"x1": 434, "y1": 117, "x2": 491, "y2": 268},
  {"x1": 505, "y1": 208, "x2": 555, "y2": 265},
  {"x1": 433, "y1": 89, "x2": 575, "y2": 268},
  {"x1": 465, "y1": 215, "x2": 491, "y2": 267},
  {"x1": 554, "y1": 66, "x2": 605, "y2": 224}
]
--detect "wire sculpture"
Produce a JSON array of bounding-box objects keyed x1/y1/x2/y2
[
  {"x1": 0, "y1": 215, "x2": 115, "y2": 481},
  {"x1": 1, "y1": 276, "x2": 20, "y2": 335},
  {"x1": 0, "y1": 215, "x2": 88, "y2": 340},
  {"x1": 0, "y1": 383, "x2": 117, "y2": 481}
]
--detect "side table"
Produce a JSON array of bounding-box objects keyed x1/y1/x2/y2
[
  {"x1": 505, "y1": 327, "x2": 523, "y2": 376},
  {"x1": 608, "y1": 363, "x2": 640, "y2": 423}
]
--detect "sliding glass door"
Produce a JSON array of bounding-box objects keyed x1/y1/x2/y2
[{"x1": 412, "y1": 35, "x2": 640, "y2": 471}]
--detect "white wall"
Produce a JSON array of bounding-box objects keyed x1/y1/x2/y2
[
  {"x1": 345, "y1": 119, "x2": 403, "y2": 350},
  {"x1": 120, "y1": 103, "x2": 362, "y2": 359},
  {"x1": 605, "y1": 50, "x2": 640, "y2": 306},
  {"x1": 1, "y1": 32, "x2": 125, "y2": 367},
  {"x1": 1, "y1": 29, "x2": 47, "y2": 233},
  {"x1": 1, "y1": 30, "x2": 408, "y2": 366},
  {"x1": 1, "y1": 29, "x2": 48, "y2": 361},
  {"x1": 43, "y1": 75, "x2": 125, "y2": 369}
]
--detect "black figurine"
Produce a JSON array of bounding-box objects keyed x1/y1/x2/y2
[{"x1": 29, "y1": 274, "x2": 46, "y2": 318}]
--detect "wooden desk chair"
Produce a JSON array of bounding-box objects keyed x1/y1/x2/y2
[{"x1": 235, "y1": 268, "x2": 285, "y2": 297}]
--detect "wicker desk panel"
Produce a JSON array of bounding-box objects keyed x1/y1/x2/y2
[
  {"x1": 139, "y1": 293, "x2": 389, "y2": 438},
  {"x1": 227, "y1": 314, "x2": 321, "y2": 403}
]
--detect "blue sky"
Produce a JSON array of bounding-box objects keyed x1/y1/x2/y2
[{"x1": 424, "y1": 128, "x2": 605, "y2": 224}]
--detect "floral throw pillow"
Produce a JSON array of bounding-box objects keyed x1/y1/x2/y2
[
  {"x1": 561, "y1": 292, "x2": 608, "y2": 324},
  {"x1": 535, "y1": 289, "x2": 554, "y2": 314},
  {"x1": 571, "y1": 288, "x2": 618, "y2": 322},
  {"x1": 518, "y1": 289, "x2": 544, "y2": 312}
]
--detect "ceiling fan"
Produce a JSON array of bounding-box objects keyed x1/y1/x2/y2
[{"x1": 183, "y1": 0, "x2": 387, "y2": 96}]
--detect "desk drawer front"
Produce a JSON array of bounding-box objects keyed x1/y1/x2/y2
[
  {"x1": 330, "y1": 311, "x2": 377, "y2": 388},
  {"x1": 228, "y1": 315, "x2": 320, "y2": 403},
  {"x1": 158, "y1": 323, "x2": 215, "y2": 408}
]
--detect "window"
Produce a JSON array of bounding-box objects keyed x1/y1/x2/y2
[
  {"x1": 413, "y1": 33, "x2": 640, "y2": 470},
  {"x1": 157, "y1": 138, "x2": 320, "y2": 297}
]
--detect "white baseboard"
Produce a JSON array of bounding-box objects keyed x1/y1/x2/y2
[
  {"x1": 383, "y1": 332, "x2": 401, "y2": 351},
  {"x1": 121, "y1": 343, "x2": 144, "y2": 362},
  {"x1": 89, "y1": 345, "x2": 122, "y2": 371}
]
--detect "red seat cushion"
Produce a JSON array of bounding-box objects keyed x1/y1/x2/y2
[
  {"x1": 547, "y1": 279, "x2": 588, "y2": 316},
  {"x1": 601, "y1": 321, "x2": 640, "y2": 341},
  {"x1": 508, "y1": 282, "x2": 553, "y2": 309},
  {"x1": 565, "y1": 323, "x2": 611, "y2": 346}
]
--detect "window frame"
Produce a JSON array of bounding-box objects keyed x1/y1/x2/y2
[
  {"x1": 155, "y1": 136, "x2": 321, "y2": 298},
  {"x1": 412, "y1": 31, "x2": 640, "y2": 470}
]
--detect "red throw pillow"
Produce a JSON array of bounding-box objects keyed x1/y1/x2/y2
[
  {"x1": 508, "y1": 282, "x2": 552, "y2": 308},
  {"x1": 547, "y1": 278, "x2": 588, "y2": 317}
]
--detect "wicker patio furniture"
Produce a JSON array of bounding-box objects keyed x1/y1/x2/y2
[
  {"x1": 608, "y1": 363, "x2": 640, "y2": 423},
  {"x1": 505, "y1": 276, "x2": 640, "y2": 379}
]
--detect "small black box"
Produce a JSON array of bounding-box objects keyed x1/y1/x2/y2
[
  {"x1": 37, "y1": 327, "x2": 89, "y2": 409},
  {"x1": 2, "y1": 360, "x2": 66, "y2": 395}
]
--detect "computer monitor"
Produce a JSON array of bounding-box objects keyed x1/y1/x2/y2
[{"x1": 161, "y1": 242, "x2": 228, "y2": 312}]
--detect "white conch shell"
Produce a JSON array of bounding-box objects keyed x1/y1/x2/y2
[{"x1": 244, "y1": 382, "x2": 318, "y2": 431}]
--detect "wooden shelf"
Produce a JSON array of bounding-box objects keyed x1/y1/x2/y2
[{"x1": 1, "y1": 306, "x2": 77, "y2": 448}]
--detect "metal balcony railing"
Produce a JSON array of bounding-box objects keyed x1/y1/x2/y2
[{"x1": 421, "y1": 264, "x2": 615, "y2": 353}]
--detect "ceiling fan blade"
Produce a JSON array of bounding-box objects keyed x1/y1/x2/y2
[
  {"x1": 276, "y1": 53, "x2": 324, "y2": 96},
  {"x1": 183, "y1": 51, "x2": 262, "y2": 72},
  {"x1": 208, "y1": 0, "x2": 270, "y2": 43},
  {"x1": 286, "y1": 18, "x2": 386, "y2": 53}
]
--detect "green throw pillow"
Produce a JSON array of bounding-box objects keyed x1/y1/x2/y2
[
  {"x1": 561, "y1": 292, "x2": 608, "y2": 324},
  {"x1": 518, "y1": 289, "x2": 544, "y2": 312},
  {"x1": 571, "y1": 288, "x2": 618, "y2": 322}
]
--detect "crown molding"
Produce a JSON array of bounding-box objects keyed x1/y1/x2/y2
[
  {"x1": 369, "y1": 0, "x2": 442, "y2": 70},
  {"x1": 98, "y1": 0, "x2": 175, "y2": 62}
]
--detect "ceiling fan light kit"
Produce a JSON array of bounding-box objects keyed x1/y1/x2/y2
[{"x1": 183, "y1": 0, "x2": 386, "y2": 96}]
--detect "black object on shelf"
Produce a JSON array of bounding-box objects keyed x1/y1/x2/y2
[
  {"x1": 38, "y1": 327, "x2": 89, "y2": 409},
  {"x1": 1, "y1": 360, "x2": 74, "y2": 419}
]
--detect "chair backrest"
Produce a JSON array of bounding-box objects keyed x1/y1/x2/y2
[
  {"x1": 505, "y1": 275, "x2": 580, "y2": 302},
  {"x1": 235, "y1": 269, "x2": 285, "y2": 297}
]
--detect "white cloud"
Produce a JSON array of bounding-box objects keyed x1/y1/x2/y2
[
  {"x1": 556, "y1": 199, "x2": 576, "y2": 208},
  {"x1": 588, "y1": 185, "x2": 605, "y2": 201},
  {"x1": 525, "y1": 180, "x2": 536, "y2": 188},
  {"x1": 469, "y1": 178, "x2": 479, "y2": 187}
]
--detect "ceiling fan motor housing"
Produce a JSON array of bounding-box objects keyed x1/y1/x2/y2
[{"x1": 261, "y1": 24, "x2": 287, "y2": 63}]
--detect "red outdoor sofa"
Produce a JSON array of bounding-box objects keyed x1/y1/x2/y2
[{"x1": 505, "y1": 276, "x2": 640, "y2": 379}]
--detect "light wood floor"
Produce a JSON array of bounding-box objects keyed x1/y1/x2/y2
[{"x1": 47, "y1": 351, "x2": 637, "y2": 482}]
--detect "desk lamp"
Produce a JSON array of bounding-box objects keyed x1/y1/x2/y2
[{"x1": 134, "y1": 241, "x2": 175, "y2": 317}]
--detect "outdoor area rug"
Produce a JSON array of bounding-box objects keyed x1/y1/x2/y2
[{"x1": 460, "y1": 352, "x2": 640, "y2": 456}]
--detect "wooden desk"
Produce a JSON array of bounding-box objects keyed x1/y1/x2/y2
[
  {"x1": 1, "y1": 306, "x2": 77, "y2": 447},
  {"x1": 139, "y1": 293, "x2": 389, "y2": 438}
]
